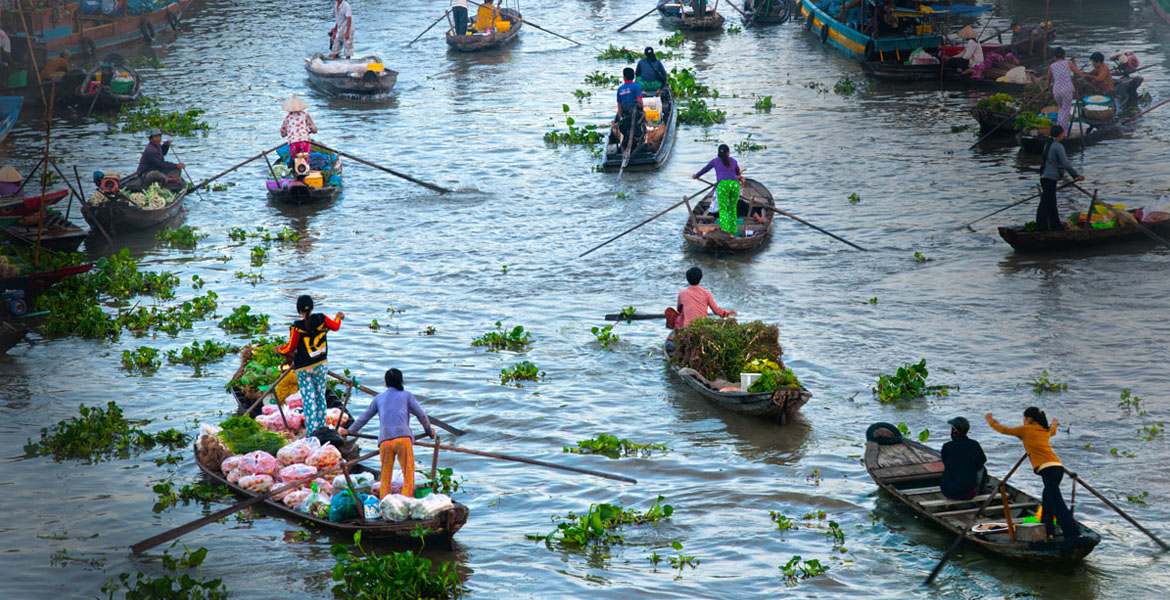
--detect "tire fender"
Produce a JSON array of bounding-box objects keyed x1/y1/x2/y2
[
  {"x1": 167, "y1": 11, "x2": 180, "y2": 30},
  {"x1": 140, "y1": 19, "x2": 156, "y2": 43},
  {"x1": 821, "y1": 23, "x2": 830, "y2": 44},
  {"x1": 81, "y1": 37, "x2": 97, "y2": 63}
]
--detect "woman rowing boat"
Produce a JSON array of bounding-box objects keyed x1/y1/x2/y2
[{"x1": 692, "y1": 144, "x2": 746, "y2": 238}]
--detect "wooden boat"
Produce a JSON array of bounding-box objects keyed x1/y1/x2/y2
[
  {"x1": 0, "y1": 96, "x2": 21, "y2": 143},
  {"x1": 970, "y1": 106, "x2": 1016, "y2": 135},
  {"x1": 83, "y1": 185, "x2": 186, "y2": 236},
  {"x1": 682, "y1": 178, "x2": 774, "y2": 252},
  {"x1": 658, "y1": 4, "x2": 725, "y2": 30},
  {"x1": 0, "y1": 320, "x2": 28, "y2": 354},
  {"x1": 1152, "y1": 0, "x2": 1170, "y2": 28},
  {"x1": 998, "y1": 211, "x2": 1170, "y2": 253},
  {"x1": 304, "y1": 54, "x2": 398, "y2": 96},
  {"x1": 75, "y1": 55, "x2": 143, "y2": 111},
  {"x1": 742, "y1": 0, "x2": 791, "y2": 25},
  {"x1": 2, "y1": 210, "x2": 87, "y2": 253},
  {"x1": 194, "y1": 447, "x2": 470, "y2": 543},
  {"x1": 602, "y1": 87, "x2": 677, "y2": 171},
  {"x1": 0, "y1": 190, "x2": 70, "y2": 228},
  {"x1": 798, "y1": 0, "x2": 942, "y2": 61},
  {"x1": 664, "y1": 341, "x2": 811, "y2": 423},
  {"x1": 865, "y1": 426, "x2": 1101, "y2": 563},
  {"x1": 446, "y1": 8, "x2": 523, "y2": 52},
  {"x1": 0, "y1": 263, "x2": 93, "y2": 299},
  {"x1": 267, "y1": 144, "x2": 343, "y2": 206},
  {"x1": 15, "y1": 0, "x2": 193, "y2": 66}
]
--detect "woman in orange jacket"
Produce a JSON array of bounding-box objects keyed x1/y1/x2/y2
[{"x1": 986, "y1": 407, "x2": 1083, "y2": 542}]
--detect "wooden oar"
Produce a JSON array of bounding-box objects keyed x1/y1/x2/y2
[
  {"x1": 1122, "y1": 98, "x2": 1170, "y2": 125},
  {"x1": 772, "y1": 207, "x2": 867, "y2": 251},
  {"x1": 1068, "y1": 182, "x2": 1170, "y2": 249},
  {"x1": 165, "y1": 145, "x2": 205, "y2": 202},
  {"x1": 130, "y1": 449, "x2": 380, "y2": 554},
  {"x1": 617, "y1": 115, "x2": 636, "y2": 179},
  {"x1": 724, "y1": 0, "x2": 751, "y2": 22},
  {"x1": 350, "y1": 432, "x2": 636, "y2": 484},
  {"x1": 604, "y1": 311, "x2": 665, "y2": 321},
  {"x1": 924, "y1": 453, "x2": 1028, "y2": 585},
  {"x1": 969, "y1": 107, "x2": 1024, "y2": 150},
  {"x1": 407, "y1": 9, "x2": 450, "y2": 46},
  {"x1": 327, "y1": 371, "x2": 466, "y2": 436},
  {"x1": 466, "y1": 0, "x2": 582, "y2": 45},
  {"x1": 1062, "y1": 467, "x2": 1169, "y2": 551},
  {"x1": 311, "y1": 142, "x2": 451, "y2": 194},
  {"x1": 72, "y1": 165, "x2": 114, "y2": 245},
  {"x1": 191, "y1": 143, "x2": 285, "y2": 190},
  {"x1": 579, "y1": 182, "x2": 716, "y2": 258},
  {"x1": 617, "y1": 4, "x2": 661, "y2": 32},
  {"x1": 960, "y1": 180, "x2": 1076, "y2": 230}
]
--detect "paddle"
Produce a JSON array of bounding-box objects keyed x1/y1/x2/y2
[
  {"x1": 924, "y1": 453, "x2": 1028, "y2": 586},
  {"x1": 1061, "y1": 467, "x2": 1169, "y2": 551},
  {"x1": 466, "y1": 0, "x2": 582, "y2": 46},
  {"x1": 1122, "y1": 98, "x2": 1170, "y2": 125},
  {"x1": 969, "y1": 107, "x2": 1024, "y2": 150},
  {"x1": 190, "y1": 143, "x2": 286, "y2": 190},
  {"x1": 311, "y1": 142, "x2": 451, "y2": 194},
  {"x1": 130, "y1": 448, "x2": 381, "y2": 554},
  {"x1": 578, "y1": 182, "x2": 716, "y2": 258},
  {"x1": 772, "y1": 206, "x2": 867, "y2": 251},
  {"x1": 327, "y1": 370, "x2": 466, "y2": 436},
  {"x1": 72, "y1": 165, "x2": 115, "y2": 245},
  {"x1": 349, "y1": 432, "x2": 637, "y2": 484},
  {"x1": 604, "y1": 311, "x2": 666, "y2": 321},
  {"x1": 165, "y1": 145, "x2": 205, "y2": 202},
  {"x1": 960, "y1": 179, "x2": 1076, "y2": 230},
  {"x1": 407, "y1": 9, "x2": 450, "y2": 46},
  {"x1": 617, "y1": 5, "x2": 660, "y2": 32},
  {"x1": 617, "y1": 114, "x2": 636, "y2": 179},
  {"x1": 724, "y1": 0, "x2": 752, "y2": 22},
  {"x1": 1068, "y1": 182, "x2": 1170, "y2": 249}
]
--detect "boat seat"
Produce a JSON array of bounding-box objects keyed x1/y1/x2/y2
[
  {"x1": 933, "y1": 502, "x2": 1038, "y2": 518},
  {"x1": 919, "y1": 493, "x2": 1005, "y2": 509},
  {"x1": 899, "y1": 486, "x2": 942, "y2": 496}
]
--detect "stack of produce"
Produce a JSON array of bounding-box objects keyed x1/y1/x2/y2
[{"x1": 670, "y1": 318, "x2": 799, "y2": 392}]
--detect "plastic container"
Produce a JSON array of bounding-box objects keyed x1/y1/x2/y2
[
  {"x1": 304, "y1": 173, "x2": 323, "y2": 187},
  {"x1": 413, "y1": 485, "x2": 433, "y2": 499},
  {"x1": 8, "y1": 71, "x2": 27, "y2": 88},
  {"x1": 367, "y1": 62, "x2": 384, "y2": 72},
  {"x1": 740, "y1": 372, "x2": 761, "y2": 391},
  {"x1": 494, "y1": 20, "x2": 511, "y2": 32},
  {"x1": 644, "y1": 109, "x2": 661, "y2": 123},
  {"x1": 1082, "y1": 95, "x2": 1111, "y2": 105},
  {"x1": 111, "y1": 80, "x2": 133, "y2": 94}
]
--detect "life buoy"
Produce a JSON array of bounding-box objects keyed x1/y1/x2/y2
[
  {"x1": 167, "y1": 11, "x2": 180, "y2": 30},
  {"x1": 864, "y1": 40, "x2": 876, "y2": 61},
  {"x1": 81, "y1": 37, "x2": 97, "y2": 62},
  {"x1": 140, "y1": 19, "x2": 156, "y2": 43},
  {"x1": 100, "y1": 177, "x2": 119, "y2": 193},
  {"x1": 820, "y1": 23, "x2": 829, "y2": 44}
]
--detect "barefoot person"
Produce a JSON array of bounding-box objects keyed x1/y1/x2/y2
[
  {"x1": 340, "y1": 368, "x2": 435, "y2": 499},
  {"x1": 278, "y1": 295, "x2": 343, "y2": 437},
  {"x1": 135, "y1": 129, "x2": 185, "y2": 189}
]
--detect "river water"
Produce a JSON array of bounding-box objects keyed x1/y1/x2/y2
[{"x1": 2, "y1": 0, "x2": 1169, "y2": 598}]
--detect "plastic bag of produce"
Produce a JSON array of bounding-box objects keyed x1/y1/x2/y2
[
  {"x1": 306, "y1": 444, "x2": 342, "y2": 469},
  {"x1": 283, "y1": 488, "x2": 312, "y2": 508},
  {"x1": 261, "y1": 404, "x2": 279, "y2": 416},
  {"x1": 221, "y1": 455, "x2": 244, "y2": 474},
  {"x1": 329, "y1": 491, "x2": 359, "y2": 522},
  {"x1": 279, "y1": 463, "x2": 318, "y2": 484},
  {"x1": 296, "y1": 482, "x2": 322, "y2": 512},
  {"x1": 245, "y1": 450, "x2": 280, "y2": 477},
  {"x1": 331, "y1": 471, "x2": 374, "y2": 496},
  {"x1": 284, "y1": 412, "x2": 304, "y2": 432},
  {"x1": 420, "y1": 493, "x2": 454, "y2": 518},
  {"x1": 277, "y1": 438, "x2": 315, "y2": 466},
  {"x1": 325, "y1": 407, "x2": 343, "y2": 428},
  {"x1": 370, "y1": 471, "x2": 403, "y2": 497},
  {"x1": 286, "y1": 393, "x2": 303, "y2": 410},
  {"x1": 379, "y1": 494, "x2": 416, "y2": 522},
  {"x1": 239, "y1": 474, "x2": 274, "y2": 493},
  {"x1": 311, "y1": 478, "x2": 334, "y2": 497},
  {"x1": 227, "y1": 468, "x2": 242, "y2": 484},
  {"x1": 256, "y1": 412, "x2": 287, "y2": 432}
]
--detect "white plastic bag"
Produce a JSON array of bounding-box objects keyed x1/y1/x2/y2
[
  {"x1": 331, "y1": 471, "x2": 374, "y2": 496},
  {"x1": 420, "y1": 493, "x2": 454, "y2": 518},
  {"x1": 379, "y1": 494, "x2": 415, "y2": 522}
]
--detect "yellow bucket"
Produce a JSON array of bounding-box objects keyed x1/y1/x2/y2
[
  {"x1": 367, "y1": 63, "x2": 384, "y2": 72},
  {"x1": 495, "y1": 19, "x2": 511, "y2": 32},
  {"x1": 304, "y1": 173, "x2": 323, "y2": 187}
]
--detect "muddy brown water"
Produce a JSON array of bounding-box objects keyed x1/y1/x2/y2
[{"x1": 1, "y1": 0, "x2": 1169, "y2": 598}]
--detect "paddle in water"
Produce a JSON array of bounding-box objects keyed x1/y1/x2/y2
[
  {"x1": 327, "y1": 370, "x2": 466, "y2": 436},
  {"x1": 617, "y1": 5, "x2": 660, "y2": 32},
  {"x1": 579, "y1": 182, "x2": 716, "y2": 258}
]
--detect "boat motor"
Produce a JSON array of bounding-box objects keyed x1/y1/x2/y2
[
  {"x1": 293, "y1": 154, "x2": 310, "y2": 176},
  {"x1": 1108, "y1": 50, "x2": 1139, "y2": 75}
]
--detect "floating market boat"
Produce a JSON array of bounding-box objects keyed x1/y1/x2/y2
[
  {"x1": 865, "y1": 423, "x2": 1101, "y2": 563},
  {"x1": 1152, "y1": 0, "x2": 1170, "y2": 28},
  {"x1": 83, "y1": 178, "x2": 187, "y2": 236},
  {"x1": 682, "y1": 178, "x2": 774, "y2": 252},
  {"x1": 75, "y1": 55, "x2": 143, "y2": 111},
  {"x1": 602, "y1": 87, "x2": 677, "y2": 171},
  {"x1": 14, "y1": 0, "x2": 192, "y2": 65},
  {"x1": 0, "y1": 263, "x2": 94, "y2": 300},
  {"x1": 2, "y1": 210, "x2": 87, "y2": 253},
  {"x1": 1015, "y1": 120, "x2": 1123, "y2": 155},
  {"x1": 304, "y1": 54, "x2": 398, "y2": 96},
  {"x1": 742, "y1": 0, "x2": 791, "y2": 25},
  {"x1": 0, "y1": 320, "x2": 28, "y2": 354},
  {"x1": 798, "y1": 0, "x2": 942, "y2": 62},
  {"x1": 194, "y1": 448, "x2": 471, "y2": 543},
  {"x1": 0, "y1": 190, "x2": 70, "y2": 228},
  {"x1": 658, "y1": 3, "x2": 725, "y2": 30},
  {"x1": 998, "y1": 211, "x2": 1170, "y2": 253},
  {"x1": 664, "y1": 340, "x2": 811, "y2": 424},
  {"x1": 0, "y1": 97, "x2": 21, "y2": 142},
  {"x1": 0, "y1": 78, "x2": 83, "y2": 108},
  {"x1": 445, "y1": 8, "x2": 523, "y2": 52}
]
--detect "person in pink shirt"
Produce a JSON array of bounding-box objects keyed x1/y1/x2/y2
[{"x1": 675, "y1": 267, "x2": 736, "y2": 329}]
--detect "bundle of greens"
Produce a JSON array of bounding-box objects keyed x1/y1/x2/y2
[
  {"x1": 216, "y1": 415, "x2": 286, "y2": 455},
  {"x1": 670, "y1": 319, "x2": 782, "y2": 382}
]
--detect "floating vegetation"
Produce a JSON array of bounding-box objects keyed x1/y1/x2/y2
[
  {"x1": 779, "y1": 555, "x2": 829, "y2": 585},
  {"x1": 235, "y1": 270, "x2": 263, "y2": 286},
  {"x1": 118, "y1": 291, "x2": 219, "y2": 336},
  {"x1": 805, "y1": 81, "x2": 829, "y2": 94},
  {"x1": 156, "y1": 225, "x2": 207, "y2": 249},
  {"x1": 153, "y1": 480, "x2": 233, "y2": 511},
  {"x1": 27, "y1": 401, "x2": 190, "y2": 461},
  {"x1": 528, "y1": 496, "x2": 673, "y2": 548},
  {"x1": 100, "y1": 546, "x2": 229, "y2": 599},
  {"x1": 471, "y1": 321, "x2": 532, "y2": 351},
  {"x1": 677, "y1": 99, "x2": 726, "y2": 126},
  {"x1": 950, "y1": 124, "x2": 972, "y2": 134},
  {"x1": 897, "y1": 422, "x2": 931, "y2": 443},
  {"x1": 596, "y1": 44, "x2": 640, "y2": 61},
  {"x1": 1028, "y1": 370, "x2": 1067, "y2": 394},
  {"x1": 500, "y1": 361, "x2": 544, "y2": 385},
  {"x1": 564, "y1": 433, "x2": 669, "y2": 458},
  {"x1": 572, "y1": 89, "x2": 592, "y2": 101},
  {"x1": 667, "y1": 541, "x2": 700, "y2": 579},
  {"x1": 331, "y1": 532, "x2": 463, "y2": 600},
  {"x1": 584, "y1": 70, "x2": 621, "y2": 87},
  {"x1": 833, "y1": 76, "x2": 857, "y2": 96},
  {"x1": 544, "y1": 104, "x2": 603, "y2": 145},
  {"x1": 591, "y1": 324, "x2": 619, "y2": 348},
  {"x1": 1125, "y1": 491, "x2": 1150, "y2": 505},
  {"x1": 770, "y1": 511, "x2": 798, "y2": 531},
  {"x1": 660, "y1": 31, "x2": 685, "y2": 48},
  {"x1": 913, "y1": 251, "x2": 932, "y2": 263},
  {"x1": 825, "y1": 520, "x2": 845, "y2": 546},
  {"x1": 1138, "y1": 423, "x2": 1163, "y2": 441},
  {"x1": 217, "y1": 305, "x2": 270, "y2": 335},
  {"x1": 131, "y1": 55, "x2": 164, "y2": 69},
  {"x1": 166, "y1": 340, "x2": 240, "y2": 370},
  {"x1": 250, "y1": 245, "x2": 267, "y2": 267},
  {"x1": 121, "y1": 346, "x2": 161, "y2": 374},
  {"x1": 872, "y1": 359, "x2": 952, "y2": 403},
  {"x1": 1119, "y1": 389, "x2": 1145, "y2": 416},
  {"x1": 105, "y1": 96, "x2": 212, "y2": 136},
  {"x1": 1110, "y1": 447, "x2": 1136, "y2": 458},
  {"x1": 727, "y1": 24, "x2": 742, "y2": 35},
  {"x1": 734, "y1": 133, "x2": 766, "y2": 153},
  {"x1": 618, "y1": 306, "x2": 638, "y2": 323},
  {"x1": 668, "y1": 67, "x2": 718, "y2": 99},
  {"x1": 849, "y1": 192, "x2": 861, "y2": 203},
  {"x1": 753, "y1": 95, "x2": 774, "y2": 112}
]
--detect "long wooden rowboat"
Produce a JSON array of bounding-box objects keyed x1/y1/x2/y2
[
  {"x1": 602, "y1": 87, "x2": 678, "y2": 171},
  {"x1": 194, "y1": 448, "x2": 470, "y2": 543},
  {"x1": 304, "y1": 54, "x2": 398, "y2": 96},
  {"x1": 75, "y1": 55, "x2": 143, "y2": 111},
  {"x1": 446, "y1": 8, "x2": 523, "y2": 52},
  {"x1": 268, "y1": 183, "x2": 341, "y2": 206},
  {"x1": 742, "y1": 0, "x2": 791, "y2": 25},
  {"x1": 665, "y1": 341, "x2": 811, "y2": 424},
  {"x1": 0, "y1": 320, "x2": 29, "y2": 354},
  {"x1": 3, "y1": 210, "x2": 87, "y2": 253},
  {"x1": 658, "y1": 5, "x2": 725, "y2": 30},
  {"x1": 998, "y1": 211, "x2": 1170, "y2": 253},
  {"x1": 1016, "y1": 119, "x2": 1123, "y2": 155},
  {"x1": 0, "y1": 263, "x2": 93, "y2": 300},
  {"x1": 865, "y1": 429, "x2": 1101, "y2": 563},
  {"x1": 682, "y1": 178, "x2": 774, "y2": 252},
  {"x1": 83, "y1": 189, "x2": 187, "y2": 236}
]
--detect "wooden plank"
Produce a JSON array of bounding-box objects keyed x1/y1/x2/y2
[
  {"x1": 872, "y1": 461, "x2": 944, "y2": 479},
  {"x1": 881, "y1": 471, "x2": 945, "y2": 484},
  {"x1": 933, "y1": 502, "x2": 1038, "y2": 518},
  {"x1": 900, "y1": 486, "x2": 942, "y2": 496},
  {"x1": 919, "y1": 493, "x2": 1003, "y2": 509}
]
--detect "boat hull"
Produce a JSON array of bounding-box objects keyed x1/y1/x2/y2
[
  {"x1": 304, "y1": 55, "x2": 398, "y2": 95},
  {"x1": 82, "y1": 190, "x2": 186, "y2": 236},
  {"x1": 799, "y1": 0, "x2": 941, "y2": 60},
  {"x1": 998, "y1": 215, "x2": 1170, "y2": 253},
  {"x1": 682, "y1": 178, "x2": 774, "y2": 252},
  {"x1": 446, "y1": 9, "x2": 522, "y2": 52},
  {"x1": 602, "y1": 87, "x2": 678, "y2": 171}
]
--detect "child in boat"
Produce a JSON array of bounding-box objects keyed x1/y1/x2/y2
[
  {"x1": 277, "y1": 295, "x2": 343, "y2": 437},
  {"x1": 340, "y1": 369, "x2": 435, "y2": 499}
]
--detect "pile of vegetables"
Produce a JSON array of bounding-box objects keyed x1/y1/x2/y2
[
  {"x1": 976, "y1": 93, "x2": 1017, "y2": 113},
  {"x1": 742, "y1": 358, "x2": 801, "y2": 392},
  {"x1": 227, "y1": 336, "x2": 287, "y2": 399},
  {"x1": 88, "y1": 182, "x2": 176, "y2": 210},
  {"x1": 670, "y1": 319, "x2": 783, "y2": 382},
  {"x1": 1013, "y1": 113, "x2": 1052, "y2": 132},
  {"x1": 216, "y1": 415, "x2": 287, "y2": 455}
]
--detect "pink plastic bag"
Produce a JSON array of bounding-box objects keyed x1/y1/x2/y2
[
  {"x1": 246, "y1": 451, "x2": 280, "y2": 478},
  {"x1": 221, "y1": 455, "x2": 244, "y2": 473},
  {"x1": 239, "y1": 474, "x2": 274, "y2": 493},
  {"x1": 227, "y1": 468, "x2": 242, "y2": 484},
  {"x1": 283, "y1": 488, "x2": 312, "y2": 508},
  {"x1": 311, "y1": 478, "x2": 334, "y2": 496},
  {"x1": 306, "y1": 444, "x2": 342, "y2": 469},
  {"x1": 262, "y1": 405, "x2": 279, "y2": 416},
  {"x1": 277, "y1": 438, "x2": 319, "y2": 466},
  {"x1": 279, "y1": 463, "x2": 318, "y2": 484},
  {"x1": 286, "y1": 393, "x2": 303, "y2": 410}
]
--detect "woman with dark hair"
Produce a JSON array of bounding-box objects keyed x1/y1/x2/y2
[
  {"x1": 986, "y1": 407, "x2": 1083, "y2": 542},
  {"x1": 340, "y1": 368, "x2": 434, "y2": 499},
  {"x1": 278, "y1": 295, "x2": 343, "y2": 437},
  {"x1": 1047, "y1": 48, "x2": 1076, "y2": 130},
  {"x1": 1072, "y1": 51, "x2": 1114, "y2": 95},
  {"x1": 692, "y1": 144, "x2": 745, "y2": 237}
]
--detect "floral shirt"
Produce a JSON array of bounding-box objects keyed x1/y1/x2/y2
[{"x1": 280, "y1": 111, "x2": 313, "y2": 144}]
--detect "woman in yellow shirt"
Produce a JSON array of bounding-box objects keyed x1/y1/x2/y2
[
  {"x1": 474, "y1": 0, "x2": 499, "y2": 32},
  {"x1": 986, "y1": 407, "x2": 1083, "y2": 542}
]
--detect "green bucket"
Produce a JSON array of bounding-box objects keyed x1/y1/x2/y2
[
  {"x1": 111, "y1": 79, "x2": 133, "y2": 95},
  {"x1": 413, "y1": 485, "x2": 433, "y2": 499},
  {"x1": 8, "y1": 71, "x2": 27, "y2": 88}
]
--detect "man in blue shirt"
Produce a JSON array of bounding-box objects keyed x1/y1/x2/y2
[
  {"x1": 612, "y1": 67, "x2": 645, "y2": 152},
  {"x1": 635, "y1": 47, "x2": 668, "y2": 93}
]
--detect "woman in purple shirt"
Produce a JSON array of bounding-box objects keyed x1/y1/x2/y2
[
  {"x1": 692, "y1": 144, "x2": 745, "y2": 237},
  {"x1": 339, "y1": 368, "x2": 434, "y2": 498}
]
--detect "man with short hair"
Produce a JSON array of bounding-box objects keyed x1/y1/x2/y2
[
  {"x1": 136, "y1": 129, "x2": 184, "y2": 189},
  {"x1": 330, "y1": 0, "x2": 354, "y2": 59},
  {"x1": 940, "y1": 417, "x2": 987, "y2": 500},
  {"x1": 674, "y1": 267, "x2": 736, "y2": 330},
  {"x1": 1010, "y1": 21, "x2": 1048, "y2": 55},
  {"x1": 613, "y1": 67, "x2": 645, "y2": 151},
  {"x1": 41, "y1": 51, "x2": 70, "y2": 79},
  {"x1": 1037, "y1": 124, "x2": 1085, "y2": 232}
]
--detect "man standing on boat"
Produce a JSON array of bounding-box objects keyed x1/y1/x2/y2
[
  {"x1": 1036, "y1": 124, "x2": 1084, "y2": 232},
  {"x1": 330, "y1": 0, "x2": 354, "y2": 59},
  {"x1": 613, "y1": 67, "x2": 645, "y2": 153},
  {"x1": 136, "y1": 129, "x2": 184, "y2": 189},
  {"x1": 451, "y1": 0, "x2": 469, "y2": 36}
]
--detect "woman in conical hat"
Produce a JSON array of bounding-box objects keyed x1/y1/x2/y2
[
  {"x1": 279, "y1": 95, "x2": 318, "y2": 163},
  {"x1": 0, "y1": 166, "x2": 24, "y2": 197}
]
